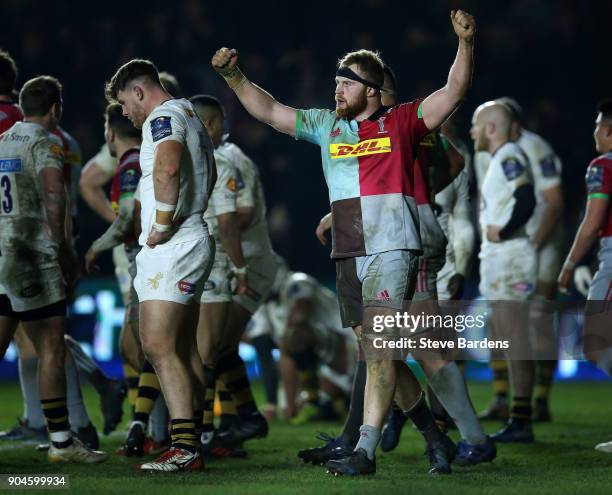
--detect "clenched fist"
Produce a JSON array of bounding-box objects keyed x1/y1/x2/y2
[
  {"x1": 451, "y1": 10, "x2": 476, "y2": 43},
  {"x1": 212, "y1": 47, "x2": 239, "y2": 76}
]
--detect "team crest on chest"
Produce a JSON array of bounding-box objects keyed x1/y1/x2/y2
[{"x1": 377, "y1": 117, "x2": 387, "y2": 134}]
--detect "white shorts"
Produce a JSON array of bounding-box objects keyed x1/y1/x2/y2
[
  {"x1": 588, "y1": 265, "x2": 612, "y2": 302},
  {"x1": 536, "y1": 236, "x2": 562, "y2": 284},
  {"x1": 200, "y1": 250, "x2": 232, "y2": 304},
  {"x1": 0, "y1": 262, "x2": 65, "y2": 312},
  {"x1": 134, "y1": 236, "x2": 213, "y2": 305},
  {"x1": 113, "y1": 244, "x2": 132, "y2": 297},
  {"x1": 479, "y1": 238, "x2": 536, "y2": 301},
  {"x1": 233, "y1": 251, "x2": 280, "y2": 314}
]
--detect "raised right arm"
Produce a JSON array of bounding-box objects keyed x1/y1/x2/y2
[{"x1": 212, "y1": 48, "x2": 297, "y2": 136}]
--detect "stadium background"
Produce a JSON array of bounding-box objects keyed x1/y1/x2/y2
[{"x1": 1, "y1": 0, "x2": 612, "y2": 381}]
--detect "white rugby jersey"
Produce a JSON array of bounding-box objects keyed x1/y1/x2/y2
[
  {"x1": 0, "y1": 122, "x2": 64, "y2": 258},
  {"x1": 217, "y1": 142, "x2": 274, "y2": 259},
  {"x1": 251, "y1": 272, "x2": 350, "y2": 341},
  {"x1": 139, "y1": 98, "x2": 214, "y2": 245},
  {"x1": 517, "y1": 129, "x2": 562, "y2": 238},
  {"x1": 203, "y1": 150, "x2": 237, "y2": 251},
  {"x1": 479, "y1": 141, "x2": 532, "y2": 247},
  {"x1": 435, "y1": 168, "x2": 471, "y2": 269}
]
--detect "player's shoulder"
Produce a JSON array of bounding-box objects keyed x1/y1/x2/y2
[
  {"x1": 298, "y1": 108, "x2": 337, "y2": 128},
  {"x1": 589, "y1": 153, "x2": 612, "y2": 169},
  {"x1": 519, "y1": 128, "x2": 550, "y2": 148},
  {"x1": 495, "y1": 142, "x2": 528, "y2": 179},
  {"x1": 213, "y1": 146, "x2": 234, "y2": 171},
  {"x1": 147, "y1": 98, "x2": 194, "y2": 128},
  {"x1": 120, "y1": 147, "x2": 141, "y2": 168},
  {"x1": 495, "y1": 142, "x2": 524, "y2": 162},
  {"x1": 56, "y1": 126, "x2": 81, "y2": 153}
]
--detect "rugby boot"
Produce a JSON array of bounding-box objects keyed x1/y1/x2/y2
[
  {"x1": 297, "y1": 433, "x2": 352, "y2": 465},
  {"x1": 325, "y1": 448, "x2": 375, "y2": 476}
]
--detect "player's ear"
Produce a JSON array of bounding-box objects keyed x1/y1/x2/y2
[
  {"x1": 366, "y1": 87, "x2": 378, "y2": 98},
  {"x1": 606, "y1": 123, "x2": 612, "y2": 138},
  {"x1": 133, "y1": 85, "x2": 144, "y2": 101}
]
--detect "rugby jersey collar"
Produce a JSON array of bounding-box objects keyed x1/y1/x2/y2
[{"x1": 366, "y1": 105, "x2": 389, "y2": 123}]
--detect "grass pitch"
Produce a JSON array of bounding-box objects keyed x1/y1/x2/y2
[{"x1": 1, "y1": 380, "x2": 612, "y2": 494}]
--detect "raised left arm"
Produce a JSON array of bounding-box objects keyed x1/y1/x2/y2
[{"x1": 421, "y1": 10, "x2": 475, "y2": 131}]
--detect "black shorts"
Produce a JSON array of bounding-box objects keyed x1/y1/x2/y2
[{"x1": 0, "y1": 295, "x2": 67, "y2": 322}]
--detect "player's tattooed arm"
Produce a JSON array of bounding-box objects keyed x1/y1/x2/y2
[
  {"x1": 558, "y1": 196, "x2": 609, "y2": 292},
  {"x1": 148, "y1": 140, "x2": 182, "y2": 247},
  {"x1": 85, "y1": 199, "x2": 136, "y2": 273},
  {"x1": 421, "y1": 10, "x2": 475, "y2": 131},
  {"x1": 212, "y1": 47, "x2": 298, "y2": 136}
]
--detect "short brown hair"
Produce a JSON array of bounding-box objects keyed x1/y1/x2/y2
[
  {"x1": 338, "y1": 50, "x2": 385, "y2": 89},
  {"x1": 105, "y1": 103, "x2": 141, "y2": 140},
  {"x1": 0, "y1": 49, "x2": 18, "y2": 95},
  {"x1": 105, "y1": 59, "x2": 161, "y2": 103},
  {"x1": 19, "y1": 76, "x2": 62, "y2": 117}
]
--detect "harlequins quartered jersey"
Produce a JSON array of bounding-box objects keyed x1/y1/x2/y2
[
  {"x1": 295, "y1": 101, "x2": 431, "y2": 259},
  {"x1": 585, "y1": 152, "x2": 612, "y2": 239},
  {"x1": 110, "y1": 147, "x2": 141, "y2": 245}
]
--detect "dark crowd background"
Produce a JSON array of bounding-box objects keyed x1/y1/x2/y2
[{"x1": 2, "y1": 0, "x2": 611, "y2": 284}]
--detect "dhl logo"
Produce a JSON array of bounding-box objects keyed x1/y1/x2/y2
[{"x1": 329, "y1": 137, "x2": 391, "y2": 159}]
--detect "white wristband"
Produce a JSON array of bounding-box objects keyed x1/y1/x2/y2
[
  {"x1": 156, "y1": 201, "x2": 177, "y2": 212},
  {"x1": 233, "y1": 265, "x2": 248, "y2": 276},
  {"x1": 152, "y1": 221, "x2": 172, "y2": 233},
  {"x1": 563, "y1": 259, "x2": 576, "y2": 271}
]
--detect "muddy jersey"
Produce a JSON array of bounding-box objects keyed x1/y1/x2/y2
[
  {"x1": 261, "y1": 272, "x2": 348, "y2": 338},
  {"x1": 203, "y1": 149, "x2": 237, "y2": 250},
  {"x1": 139, "y1": 98, "x2": 215, "y2": 245},
  {"x1": 435, "y1": 168, "x2": 471, "y2": 267},
  {"x1": 517, "y1": 130, "x2": 562, "y2": 238},
  {"x1": 295, "y1": 102, "x2": 431, "y2": 258},
  {"x1": 0, "y1": 102, "x2": 23, "y2": 135},
  {"x1": 217, "y1": 141, "x2": 274, "y2": 259},
  {"x1": 0, "y1": 121, "x2": 64, "y2": 262},
  {"x1": 479, "y1": 141, "x2": 532, "y2": 248}
]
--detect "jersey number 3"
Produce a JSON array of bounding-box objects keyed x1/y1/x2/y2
[{"x1": 0, "y1": 174, "x2": 18, "y2": 215}]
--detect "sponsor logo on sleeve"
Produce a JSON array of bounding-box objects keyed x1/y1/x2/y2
[
  {"x1": 329, "y1": 137, "x2": 391, "y2": 159},
  {"x1": 586, "y1": 166, "x2": 604, "y2": 193},
  {"x1": 49, "y1": 143, "x2": 64, "y2": 157},
  {"x1": 539, "y1": 155, "x2": 557, "y2": 177},
  {"x1": 501, "y1": 156, "x2": 524, "y2": 181},
  {"x1": 151, "y1": 116, "x2": 172, "y2": 142},
  {"x1": 226, "y1": 177, "x2": 237, "y2": 192}
]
